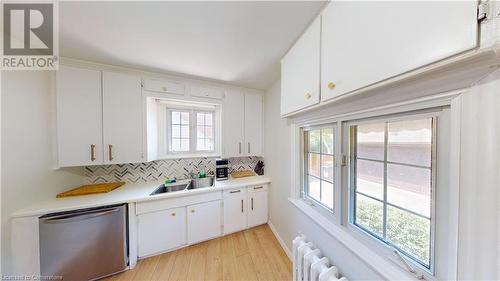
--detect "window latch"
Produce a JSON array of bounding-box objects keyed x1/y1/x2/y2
[
  {"x1": 392, "y1": 249, "x2": 425, "y2": 280},
  {"x1": 341, "y1": 155, "x2": 347, "y2": 167}
]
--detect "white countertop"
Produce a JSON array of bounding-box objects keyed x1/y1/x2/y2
[{"x1": 11, "y1": 175, "x2": 271, "y2": 218}]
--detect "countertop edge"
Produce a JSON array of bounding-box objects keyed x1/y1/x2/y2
[{"x1": 11, "y1": 176, "x2": 271, "y2": 219}]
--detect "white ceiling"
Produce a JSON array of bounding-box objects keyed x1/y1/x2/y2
[{"x1": 59, "y1": 1, "x2": 325, "y2": 90}]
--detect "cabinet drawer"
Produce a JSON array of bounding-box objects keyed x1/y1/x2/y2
[
  {"x1": 136, "y1": 191, "x2": 221, "y2": 215},
  {"x1": 191, "y1": 86, "x2": 225, "y2": 99},
  {"x1": 248, "y1": 184, "x2": 268, "y2": 193},
  {"x1": 223, "y1": 188, "x2": 247, "y2": 198},
  {"x1": 143, "y1": 79, "x2": 185, "y2": 95}
]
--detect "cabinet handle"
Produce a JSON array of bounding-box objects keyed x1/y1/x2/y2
[
  {"x1": 248, "y1": 143, "x2": 250, "y2": 154},
  {"x1": 108, "y1": 144, "x2": 114, "y2": 161},
  {"x1": 191, "y1": 209, "x2": 195, "y2": 213},
  {"x1": 254, "y1": 186, "x2": 263, "y2": 190},
  {"x1": 239, "y1": 142, "x2": 242, "y2": 154},
  {"x1": 171, "y1": 212, "x2": 176, "y2": 216},
  {"x1": 162, "y1": 86, "x2": 167, "y2": 92},
  {"x1": 230, "y1": 190, "x2": 241, "y2": 194},
  {"x1": 90, "y1": 144, "x2": 96, "y2": 161},
  {"x1": 328, "y1": 82, "x2": 336, "y2": 90},
  {"x1": 251, "y1": 198, "x2": 254, "y2": 210},
  {"x1": 305, "y1": 92, "x2": 312, "y2": 99},
  {"x1": 241, "y1": 200, "x2": 244, "y2": 213}
]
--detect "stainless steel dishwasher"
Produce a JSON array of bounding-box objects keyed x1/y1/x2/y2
[{"x1": 39, "y1": 204, "x2": 128, "y2": 281}]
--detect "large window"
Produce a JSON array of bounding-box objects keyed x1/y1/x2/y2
[
  {"x1": 349, "y1": 117, "x2": 434, "y2": 269},
  {"x1": 303, "y1": 126, "x2": 335, "y2": 210}
]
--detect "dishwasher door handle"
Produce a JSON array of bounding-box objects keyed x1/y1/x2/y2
[{"x1": 42, "y1": 208, "x2": 120, "y2": 224}]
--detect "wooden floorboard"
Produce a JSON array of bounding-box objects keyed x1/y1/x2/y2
[{"x1": 104, "y1": 224, "x2": 291, "y2": 281}]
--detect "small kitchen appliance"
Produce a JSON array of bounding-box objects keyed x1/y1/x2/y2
[{"x1": 215, "y1": 158, "x2": 229, "y2": 181}]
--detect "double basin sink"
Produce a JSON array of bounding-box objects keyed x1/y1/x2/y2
[{"x1": 150, "y1": 176, "x2": 215, "y2": 196}]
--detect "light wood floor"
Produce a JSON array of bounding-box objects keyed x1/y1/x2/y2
[{"x1": 105, "y1": 224, "x2": 292, "y2": 281}]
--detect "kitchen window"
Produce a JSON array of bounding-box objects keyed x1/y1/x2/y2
[
  {"x1": 159, "y1": 100, "x2": 220, "y2": 158},
  {"x1": 303, "y1": 125, "x2": 335, "y2": 211},
  {"x1": 349, "y1": 117, "x2": 435, "y2": 269}
]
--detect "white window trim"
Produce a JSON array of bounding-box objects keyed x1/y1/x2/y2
[
  {"x1": 288, "y1": 91, "x2": 463, "y2": 281},
  {"x1": 301, "y1": 123, "x2": 340, "y2": 222},
  {"x1": 346, "y1": 111, "x2": 439, "y2": 273},
  {"x1": 157, "y1": 101, "x2": 221, "y2": 159}
]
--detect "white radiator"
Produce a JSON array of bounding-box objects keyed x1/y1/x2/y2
[{"x1": 292, "y1": 235, "x2": 349, "y2": 281}]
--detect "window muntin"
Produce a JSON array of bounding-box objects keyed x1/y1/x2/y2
[
  {"x1": 304, "y1": 126, "x2": 335, "y2": 210},
  {"x1": 196, "y1": 112, "x2": 214, "y2": 152},
  {"x1": 350, "y1": 117, "x2": 434, "y2": 268},
  {"x1": 166, "y1": 108, "x2": 216, "y2": 154},
  {"x1": 170, "y1": 111, "x2": 190, "y2": 152}
]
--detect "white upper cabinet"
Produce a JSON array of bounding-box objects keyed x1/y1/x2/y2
[
  {"x1": 222, "y1": 91, "x2": 263, "y2": 158},
  {"x1": 281, "y1": 17, "x2": 321, "y2": 116},
  {"x1": 142, "y1": 78, "x2": 185, "y2": 95},
  {"x1": 191, "y1": 85, "x2": 225, "y2": 100},
  {"x1": 102, "y1": 72, "x2": 143, "y2": 164},
  {"x1": 56, "y1": 66, "x2": 103, "y2": 167},
  {"x1": 244, "y1": 93, "x2": 263, "y2": 156},
  {"x1": 321, "y1": 1, "x2": 479, "y2": 101},
  {"x1": 222, "y1": 90, "x2": 245, "y2": 157}
]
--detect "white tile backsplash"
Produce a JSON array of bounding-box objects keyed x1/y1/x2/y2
[{"x1": 84, "y1": 157, "x2": 263, "y2": 184}]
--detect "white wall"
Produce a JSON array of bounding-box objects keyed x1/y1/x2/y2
[
  {"x1": 1, "y1": 71, "x2": 85, "y2": 274},
  {"x1": 264, "y1": 73, "x2": 500, "y2": 280},
  {"x1": 457, "y1": 70, "x2": 500, "y2": 280},
  {"x1": 264, "y1": 80, "x2": 383, "y2": 280}
]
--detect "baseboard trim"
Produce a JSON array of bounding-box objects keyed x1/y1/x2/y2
[{"x1": 268, "y1": 220, "x2": 292, "y2": 261}]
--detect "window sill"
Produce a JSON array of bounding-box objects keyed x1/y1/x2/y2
[
  {"x1": 288, "y1": 198, "x2": 420, "y2": 281},
  {"x1": 157, "y1": 153, "x2": 220, "y2": 160}
]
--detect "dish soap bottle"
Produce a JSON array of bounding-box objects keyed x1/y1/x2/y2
[{"x1": 198, "y1": 165, "x2": 206, "y2": 178}]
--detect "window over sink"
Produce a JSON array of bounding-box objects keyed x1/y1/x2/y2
[{"x1": 157, "y1": 100, "x2": 221, "y2": 158}]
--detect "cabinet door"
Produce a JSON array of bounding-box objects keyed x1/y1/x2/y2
[
  {"x1": 137, "y1": 207, "x2": 186, "y2": 257},
  {"x1": 222, "y1": 90, "x2": 245, "y2": 157},
  {"x1": 102, "y1": 71, "x2": 143, "y2": 164},
  {"x1": 191, "y1": 86, "x2": 225, "y2": 100},
  {"x1": 223, "y1": 194, "x2": 247, "y2": 234},
  {"x1": 248, "y1": 190, "x2": 268, "y2": 228},
  {"x1": 280, "y1": 17, "x2": 320, "y2": 116},
  {"x1": 321, "y1": 1, "x2": 478, "y2": 101},
  {"x1": 143, "y1": 78, "x2": 185, "y2": 95},
  {"x1": 187, "y1": 200, "x2": 222, "y2": 244},
  {"x1": 56, "y1": 65, "x2": 103, "y2": 166},
  {"x1": 244, "y1": 94, "x2": 263, "y2": 156}
]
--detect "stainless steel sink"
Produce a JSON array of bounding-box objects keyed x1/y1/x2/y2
[
  {"x1": 150, "y1": 182, "x2": 190, "y2": 195},
  {"x1": 188, "y1": 176, "x2": 215, "y2": 189},
  {"x1": 150, "y1": 176, "x2": 215, "y2": 196}
]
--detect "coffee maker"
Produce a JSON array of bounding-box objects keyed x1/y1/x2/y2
[{"x1": 215, "y1": 159, "x2": 228, "y2": 181}]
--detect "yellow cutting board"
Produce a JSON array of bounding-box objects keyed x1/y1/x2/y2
[
  {"x1": 57, "y1": 182, "x2": 125, "y2": 198},
  {"x1": 231, "y1": 170, "x2": 255, "y2": 178}
]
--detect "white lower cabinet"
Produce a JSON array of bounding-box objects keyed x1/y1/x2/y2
[
  {"x1": 247, "y1": 186, "x2": 268, "y2": 228},
  {"x1": 137, "y1": 207, "x2": 186, "y2": 258},
  {"x1": 187, "y1": 200, "x2": 222, "y2": 244},
  {"x1": 223, "y1": 188, "x2": 248, "y2": 234},
  {"x1": 223, "y1": 185, "x2": 269, "y2": 234}
]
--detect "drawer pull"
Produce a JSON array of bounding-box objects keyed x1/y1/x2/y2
[
  {"x1": 254, "y1": 186, "x2": 263, "y2": 190},
  {"x1": 162, "y1": 86, "x2": 167, "y2": 92},
  {"x1": 305, "y1": 92, "x2": 312, "y2": 99},
  {"x1": 251, "y1": 198, "x2": 254, "y2": 210},
  {"x1": 241, "y1": 200, "x2": 244, "y2": 212},
  {"x1": 191, "y1": 209, "x2": 195, "y2": 213},
  {"x1": 90, "y1": 144, "x2": 96, "y2": 161},
  {"x1": 171, "y1": 213, "x2": 176, "y2": 217},
  {"x1": 230, "y1": 190, "x2": 241, "y2": 194}
]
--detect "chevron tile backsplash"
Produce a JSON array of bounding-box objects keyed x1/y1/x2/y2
[{"x1": 84, "y1": 157, "x2": 263, "y2": 184}]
